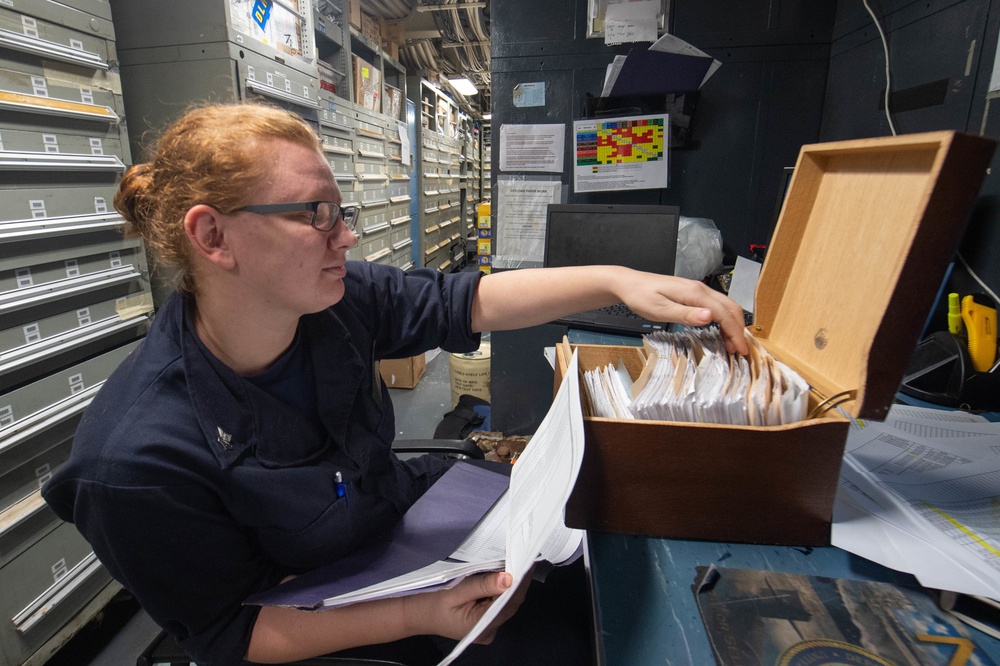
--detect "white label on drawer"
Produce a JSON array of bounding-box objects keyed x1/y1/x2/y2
[
  {"x1": 80, "y1": 88, "x2": 95, "y2": 104},
  {"x1": 303, "y1": 84, "x2": 310, "y2": 98},
  {"x1": 70, "y1": 39, "x2": 84, "y2": 51},
  {"x1": 23, "y1": 323, "x2": 41, "y2": 344},
  {"x1": 52, "y1": 559, "x2": 68, "y2": 583},
  {"x1": 109, "y1": 251, "x2": 122, "y2": 267},
  {"x1": 65, "y1": 259, "x2": 80, "y2": 277},
  {"x1": 0, "y1": 131, "x2": 4, "y2": 151},
  {"x1": 266, "y1": 72, "x2": 274, "y2": 87},
  {"x1": 247, "y1": 65, "x2": 256, "y2": 81},
  {"x1": 43, "y1": 133, "x2": 59, "y2": 153},
  {"x1": 21, "y1": 16, "x2": 38, "y2": 39},
  {"x1": 29, "y1": 199, "x2": 46, "y2": 218},
  {"x1": 1, "y1": 1, "x2": 14, "y2": 8},
  {"x1": 94, "y1": 196, "x2": 108, "y2": 213},
  {"x1": 36, "y1": 463, "x2": 53, "y2": 487},
  {"x1": 285, "y1": 78, "x2": 292, "y2": 92},
  {"x1": 31, "y1": 75, "x2": 47, "y2": 97},
  {"x1": 76, "y1": 308, "x2": 91, "y2": 327},
  {"x1": 0, "y1": 405, "x2": 13, "y2": 428},
  {"x1": 15, "y1": 267, "x2": 32, "y2": 288},
  {"x1": 90, "y1": 138, "x2": 104, "y2": 156},
  {"x1": 69, "y1": 372, "x2": 85, "y2": 394}
]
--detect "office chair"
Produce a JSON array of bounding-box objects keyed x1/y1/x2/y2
[
  {"x1": 136, "y1": 439, "x2": 484, "y2": 666},
  {"x1": 136, "y1": 629, "x2": 412, "y2": 666}
]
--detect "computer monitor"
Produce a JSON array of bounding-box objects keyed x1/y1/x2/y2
[{"x1": 543, "y1": 203, "x2": 680, "y2": 274}]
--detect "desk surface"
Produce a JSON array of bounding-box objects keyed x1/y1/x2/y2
[{"x1": 587, "y1": 533, "x2": 1000, "y2": 665}]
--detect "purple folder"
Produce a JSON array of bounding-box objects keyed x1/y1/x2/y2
[{"x1": 245, "y1": 462, "x2": 510, "y2": 609}]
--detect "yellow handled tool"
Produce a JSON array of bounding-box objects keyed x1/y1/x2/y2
[{"x1": 961, "y1": 294, "x2": 997, "y2": 372}]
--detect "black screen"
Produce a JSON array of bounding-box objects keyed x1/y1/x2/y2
[{"x1": 543, "y1": 204, "x2": 680, "y2": 275}]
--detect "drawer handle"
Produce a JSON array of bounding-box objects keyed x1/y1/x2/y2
[
  {"x1": 0, "y1": 212, "x2": 124, "y2": 243},
  {"x1": 0, "y1": 151, "x2": 125, "y2": 172},
  {"x1": 0, "y1": 384, "x2": 98, "y2": 455},
  {"x1": 13, "y1": 553, "x2": 102, "y2": 634},
  {"x1": 0, "y1": 314, "x2": 149, "y2": 379},
  {"x1": 364, "y1": 248, "x2": 391, "y2": 263},
  {"x1": 319, "y1": 119, "x2": 353, "y2": 133},
  {"x1": 0, "y1": 266, "x2": 139, "y2": 313},
  {"x1": 0, "y1": 29, "x2": 107, "y2": 70},
  {"x1": 322, "y1": 143, "x2": 354, "y2": 156},
  {"x1": 361, "y1": 222, "x2": 390, "y2": 235},
  {"x1": 0, "y1": 90, "x2": 118, "y2": 123},
  {"x1": 244, "y1": 79, "x2": 319, "y2": 110}
]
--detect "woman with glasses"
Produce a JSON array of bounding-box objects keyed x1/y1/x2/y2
[{"x1": 43, "y1": 103, "x2": 747, "y2": 665}]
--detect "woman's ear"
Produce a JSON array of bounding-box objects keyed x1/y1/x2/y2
[{"x1": 184, "y1": 204, "x2": 236, "y2": 269}]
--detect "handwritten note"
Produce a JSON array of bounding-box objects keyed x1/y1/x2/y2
[{"x1": 604, "y1": 0, "x2": 658, "y2": 45}]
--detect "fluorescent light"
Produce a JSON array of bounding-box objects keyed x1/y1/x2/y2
[
  {"x1": 482, "y1": 113, "x2": 492, "y2": 120},
  {"x1": 448, "y1": 77, "x2": 479, "y2": 96}
]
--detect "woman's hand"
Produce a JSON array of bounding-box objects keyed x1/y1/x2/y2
[
  {"x1": 613, "y1": 272, "x2": 749, "y2": 355},
  {"x1": 402, "y1": 570, "x2": 532, "y2": 644}
]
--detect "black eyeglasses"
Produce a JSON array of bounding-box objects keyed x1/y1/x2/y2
[{"x1": 234, "y1": 201, "x2": 360, "y2": 232}]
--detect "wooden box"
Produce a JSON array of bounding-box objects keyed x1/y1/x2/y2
[
  {"x1": 380, "y1": 354, "x2": 426, "y2": 389},
  {"x1": 555, "y1": 131, "x2": 995, "y2": 546}
]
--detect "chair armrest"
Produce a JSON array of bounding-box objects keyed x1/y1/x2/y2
[{"x1": 391, "y1": 438, "x2": 485, "y2": 460}]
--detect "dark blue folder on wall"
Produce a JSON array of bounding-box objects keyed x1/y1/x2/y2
[{"x1": 609, "y1": 49, "x2": 713, "y2": 97}]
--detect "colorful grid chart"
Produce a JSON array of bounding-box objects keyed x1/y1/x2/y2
[{"x1": 576, "y1": 118, "x2": 665, "y2": 166}]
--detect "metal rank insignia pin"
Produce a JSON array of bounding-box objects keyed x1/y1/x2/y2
[{"x1": 216, "y1": 427, "x2": 233, "y2": 450}]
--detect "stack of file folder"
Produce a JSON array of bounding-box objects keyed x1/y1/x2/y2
[{"x1": 581, "y1": 328, "x2": 810, "y2": 426}]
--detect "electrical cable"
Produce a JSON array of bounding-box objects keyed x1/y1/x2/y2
[
  {"x1": 862, "y1": 0, "x2": 897, "y2": 136},
  {"x1": 957, "y1": 253, "x2": 1000, "y2": 308}
]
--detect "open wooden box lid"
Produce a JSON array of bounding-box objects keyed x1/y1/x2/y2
[{"x1": 753, "y1": 131, "x2": 994, "y2": 420}]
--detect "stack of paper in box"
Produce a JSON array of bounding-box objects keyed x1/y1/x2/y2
[{"x1": 581, "y1": 328, "x2": 809, "y2": 426}]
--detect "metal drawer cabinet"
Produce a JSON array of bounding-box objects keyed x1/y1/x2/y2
[
  {"x1": 0, "y1": 237, "x2": 146, "y2": 293},
  {"x1": 0, "y1": 178, "x2": 120, "y2": 222},
  {"x1": 1, "y1": 291, "x2": 144, "y2": 364},
  {"x1": 388, "y1": 176, "x2": 410, "y2": 200},
  {"x1": 0, "y1": 336, "x2": 135, "y2": 431},
  {"x1": 0, "y1": 124, "x2": 125, "y2": 161},
  {"x1": 358, "y1": 209, "x2": 389, "y2": 240},
  {"x1": 18, "y1": 0, "x2": 114, "y2": 22},
  {"x1": 325, "y1": 154, "x2": 353, "y2": 184},
  {"x1": 0, "y1": 340, "x2": 137, "y2": 514},
  {"x1": 1, "y1": 0, "x2": 114, "y2": 38},
  {"x1": 0, "y1": 407, "x2": 79, "y2": 515},
  {"x1": 358, "y1": 184, "x2": 388, "y2": 209},
  {"x1": 390, "y1": 244, "x2": 412, "y2": 270},
  {"x1": 360, "y1": 229, "x2": 390, "y2": 264},
  {"x1": 0, "y1": 5, "x2": 115, "y2": 66},
  {"x1": 0, "y1": 520, "x2": 119, "y2": 666}
]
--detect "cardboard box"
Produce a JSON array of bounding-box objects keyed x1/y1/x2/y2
[
  {"x1": 555, "y1": 131, "x2": 996, "y2": 547},
  {"x1": 361, "y1": 11, "x2": 381, "y2": 45},
  {"x1": 380, "y1": 354, "x2": 426, "y2": 389},
  {"x1": 384, "y1": 84, "x2": 403, "y2": 120},
  {"x1": 382, "y1": 19, "x2": 406, "y2": 44},
  {"x1": 352, "y1": 55, "x2": 381, "y2": 112},
  {"x1": 347, "y1": 0, "x2": 362, "y2": 30}
]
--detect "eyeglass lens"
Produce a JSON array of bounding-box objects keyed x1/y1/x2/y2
[{"x1": 314, "y1": 203, "x2": 359, "y2": 232}]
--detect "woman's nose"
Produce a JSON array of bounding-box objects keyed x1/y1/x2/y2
[{"x1": 330, "y1": 221, "x2": 358, "y2": 250}]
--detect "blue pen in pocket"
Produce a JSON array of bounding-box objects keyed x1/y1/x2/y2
[{"x1": 334, "y1": 471, "x2": 350, "y2": 507}]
